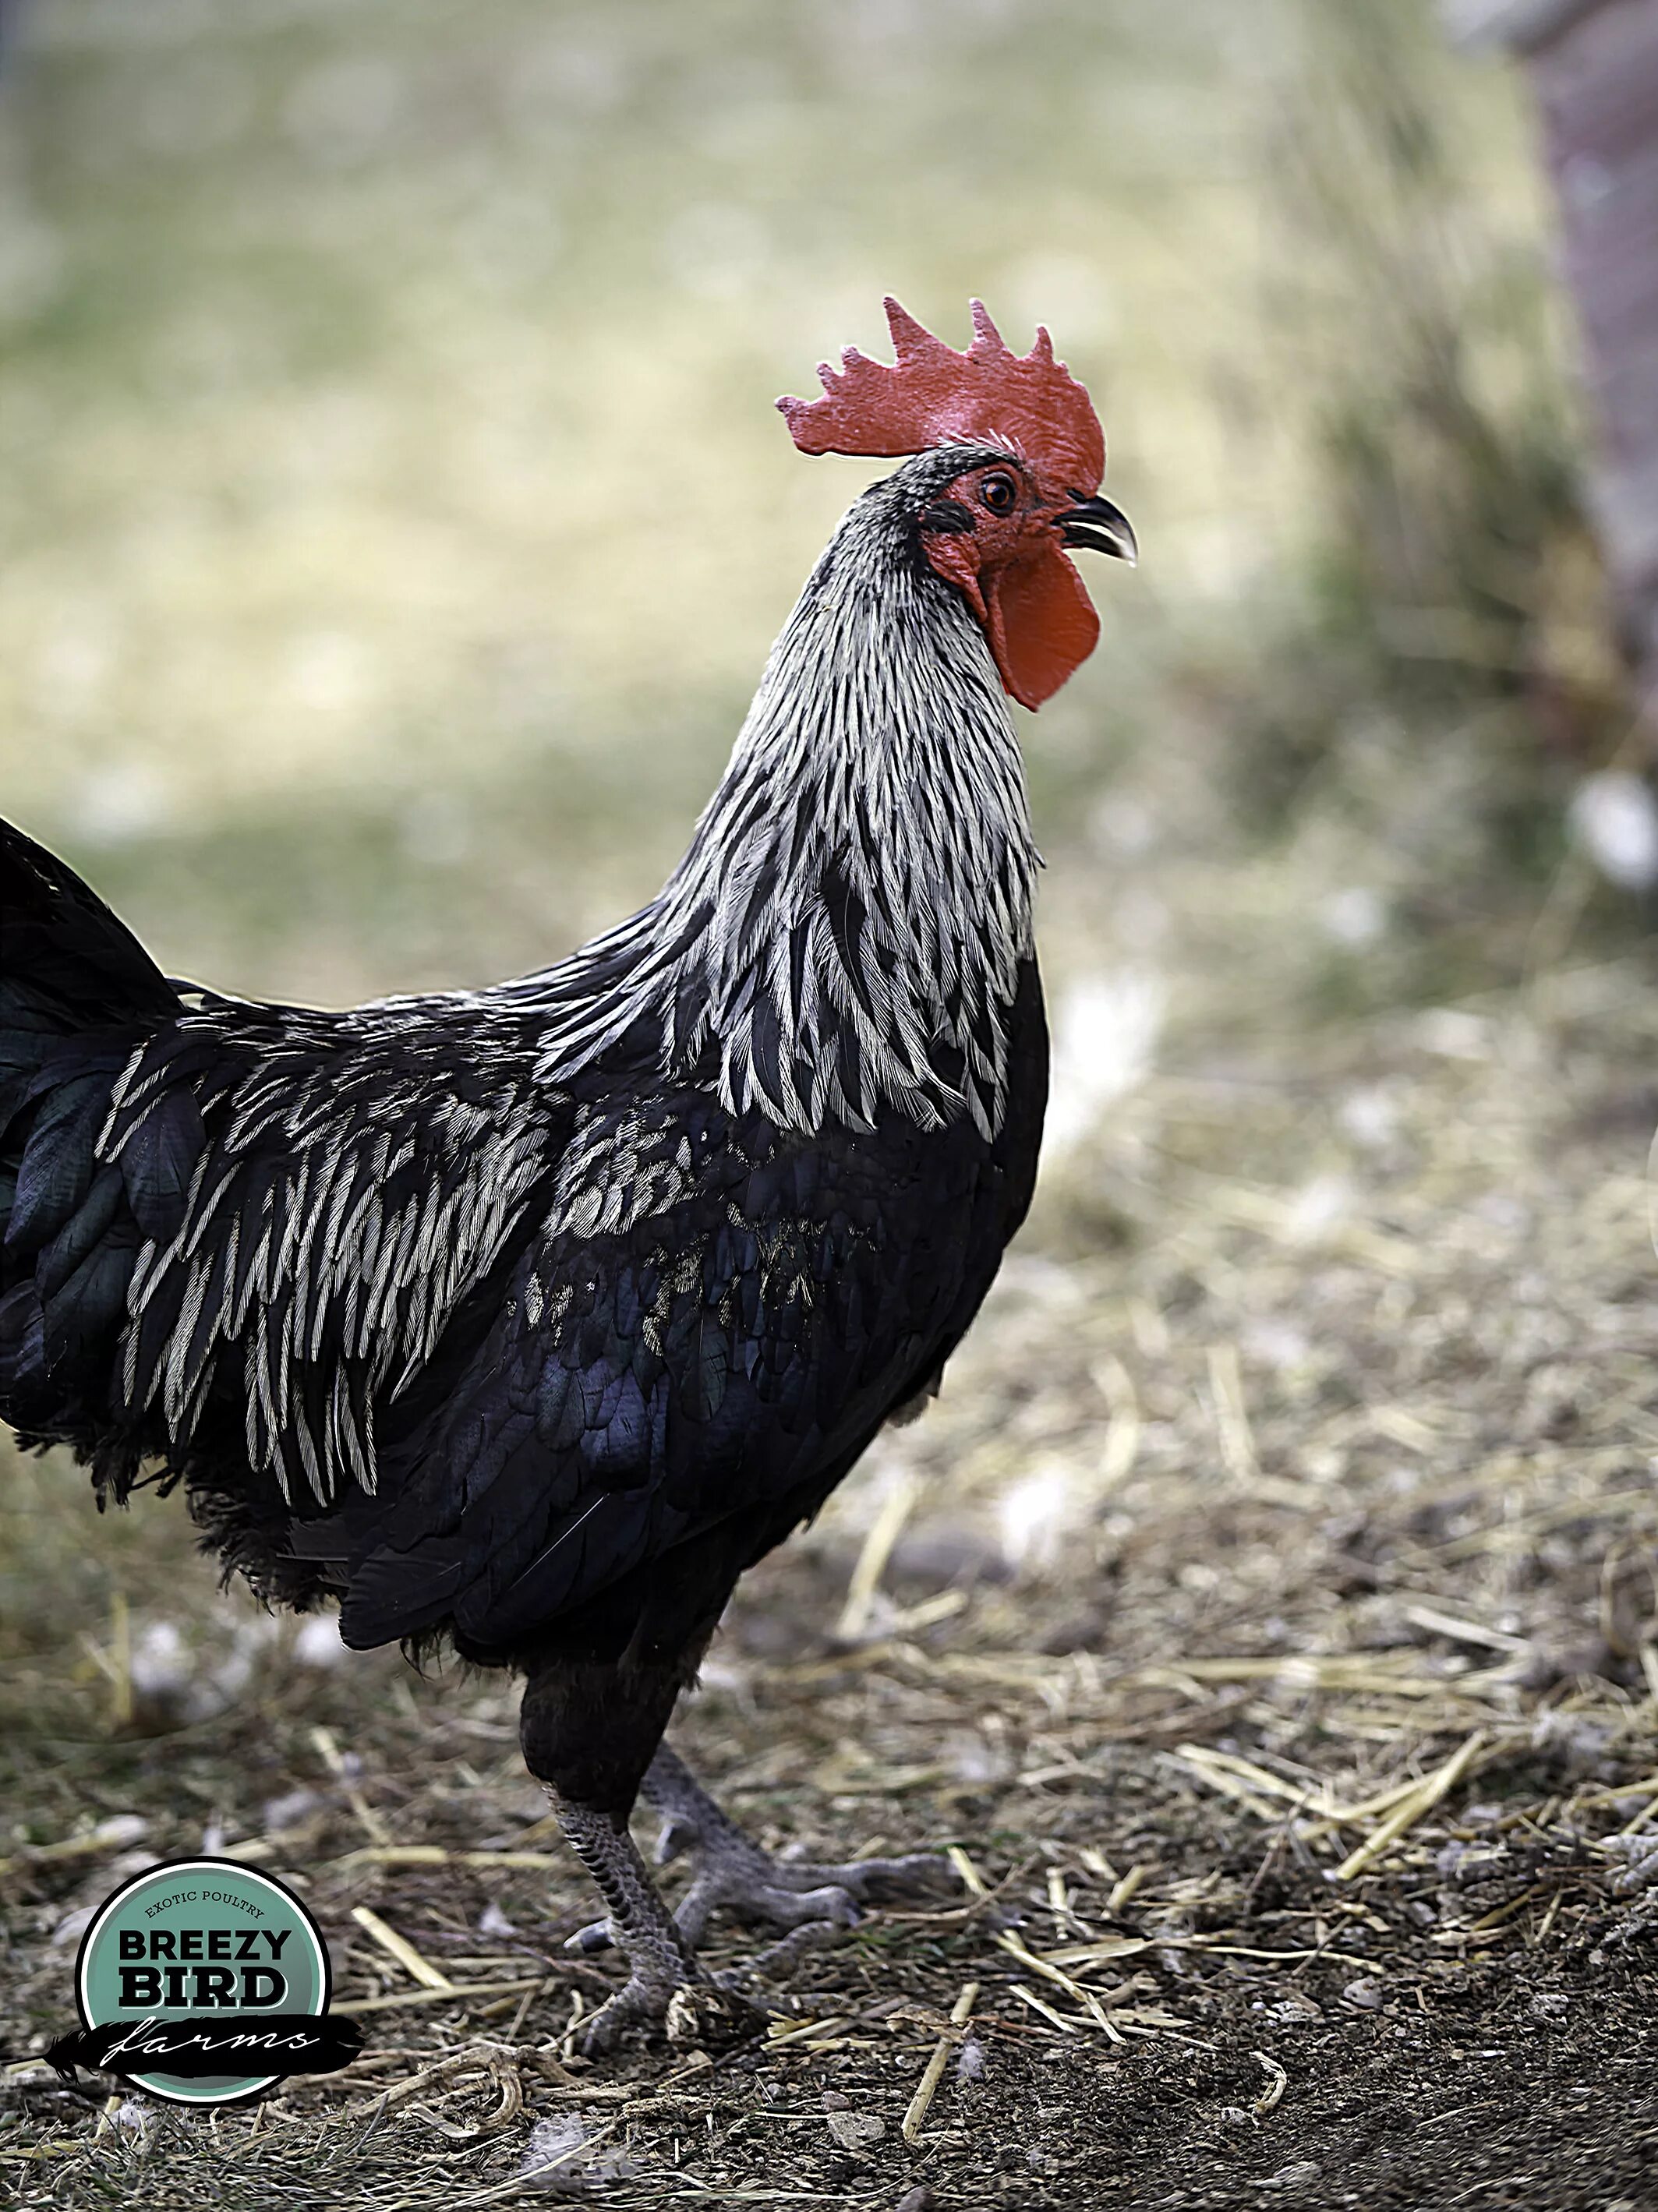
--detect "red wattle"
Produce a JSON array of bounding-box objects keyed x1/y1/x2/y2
[{"x1": 982, "y1": 545, "x2": 1101, "y2": 710}]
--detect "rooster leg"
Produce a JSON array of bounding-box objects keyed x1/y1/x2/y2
[
  {"x1": 521, "y1": 1652, "x2": 762, "y2": 2056},
  {"x1": 569, "y1": 1742, "x2": 953, "y2": 1961},
  {"x1": 553, "y1": 1796, "x2": 759, "y2": 2054}
]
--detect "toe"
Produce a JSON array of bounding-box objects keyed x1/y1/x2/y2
[
  {"x1": 665, "y1": 1982, "x2": 768, "y2": 2051},
  {"x1": 744, "y1": 1917, "x2": 861, "y2": 1981},
  {"x1": 576, "y1": 1977, "x2": 765, "y2": 2058},
  {"x1": 564, "y1": 1914, "x2": 617, "y2": 1954},
  {"x1": 574, "y1": 1996, "x2": 634, "y2": 2057},
  {"x1": 847, "y1": 1850, "x2": 956, "y2": 1899},
  {"x1": 652, "y1": 1813, "x2": 702, "y2": 1867},
  {"x1": 779, "y1": 1851, "x2": 953, "y2": 1903},
  {"x1": 752, "y1": 1881, "x2": 861, "y2": 1931}
]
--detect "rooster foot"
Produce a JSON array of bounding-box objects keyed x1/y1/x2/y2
[
  {"x1": 553, "y1": 1793, "x2": 767, "y2": 2057},
  {"x1": 574, "y1": 1970, "x2": 765, "y2": 2059},
  {"x1": 567, "y1": 1742, "x2": 954, "y2": 1965}
]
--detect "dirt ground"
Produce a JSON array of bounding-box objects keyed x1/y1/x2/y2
[{"x1": 5, "y1": 952, "x2": 1658, "y2": 2209}]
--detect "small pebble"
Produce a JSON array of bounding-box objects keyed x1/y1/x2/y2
[{"x1": 826, "y1": 2111, "x2": 886, "y2": 2152}]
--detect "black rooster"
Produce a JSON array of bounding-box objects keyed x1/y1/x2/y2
[{"x1": 0, "y1": 299, "x2": 1133, "y2": 2049}]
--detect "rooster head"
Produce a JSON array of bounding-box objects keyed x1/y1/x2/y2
[{"x1": 779, "y1": 296, "x2": 1135, "y2": 709}]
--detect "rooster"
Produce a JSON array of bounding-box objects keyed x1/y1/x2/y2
[{"x1": 0, "y1": 299, "x2": 1134, "y2": 2051}]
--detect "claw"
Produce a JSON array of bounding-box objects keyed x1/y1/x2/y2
[
  {"x1": 564, "y1": 1916, "x2": 617, "y2": 1955},
  {"x1": 654, "y1": 1814, "x2": 700, "y2": 1867}
]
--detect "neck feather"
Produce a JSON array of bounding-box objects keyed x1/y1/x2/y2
[{"x1": 525, "y1": 477, "x2": 1040, "y2": 1137}]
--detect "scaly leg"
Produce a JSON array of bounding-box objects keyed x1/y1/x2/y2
[
  {"x1": 568, "y1": 1742, "x2": 953, "y2": 1961},
  {"x1": 521, "y1": 1650, "x2": 763, "y2": 2056},
  {"x1": 553, "y1": 1794, "x2": 759, "y2": 2055}
]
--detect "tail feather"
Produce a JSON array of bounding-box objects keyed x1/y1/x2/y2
[
  {"x1": 1, "y1": 819, "x2": 179, "y2": 1033},
  {"x1": 0, "y1": 819, "x2": 180, "y2": 1444}
]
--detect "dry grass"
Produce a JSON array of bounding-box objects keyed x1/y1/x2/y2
[{"x1": 6, "y1": 949, "x2": 1658, "y2": 2209}]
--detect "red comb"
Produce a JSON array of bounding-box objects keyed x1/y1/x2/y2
[{"x1": 778, "y1": 296, "x2": 1104, "y2": 492}]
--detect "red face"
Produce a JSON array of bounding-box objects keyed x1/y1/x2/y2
[{"x1": 917, "y1": 460, "x2": 1135, "y2": 711}]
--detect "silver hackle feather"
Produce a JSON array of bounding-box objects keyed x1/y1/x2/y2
[{"x1": 90, "y1": 450, "x2": 1039, "y2": 1511}]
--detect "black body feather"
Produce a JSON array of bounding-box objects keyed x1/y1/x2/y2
[{"x1": 0, "y1": 447, "x2": 1051, "y2": 1684}]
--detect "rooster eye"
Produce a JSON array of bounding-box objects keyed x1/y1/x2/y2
[{"x1": 979, "y1": 472, "x2": 1017, "y2": 515}]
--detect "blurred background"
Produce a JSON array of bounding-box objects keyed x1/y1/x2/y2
[
  {"x1": 3, "y1": 0, "x2": 1656, "y2": 1821},
  {"x1": 3, "y1": 0, "x2": 1643, "y2": 1017}
]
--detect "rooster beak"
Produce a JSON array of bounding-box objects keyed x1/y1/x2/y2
[{"x1": 1059, "y1": 493, "x2": 1137, "y2": 567}]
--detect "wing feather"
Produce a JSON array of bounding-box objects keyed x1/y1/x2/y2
[{"x1": 331, "y1": 1090, "x2": 1009, "y2": 1652}]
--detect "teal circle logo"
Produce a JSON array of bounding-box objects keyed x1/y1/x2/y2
[{"x1": 71, "y1": 1857, "x2": 334, "y2": 2107}]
